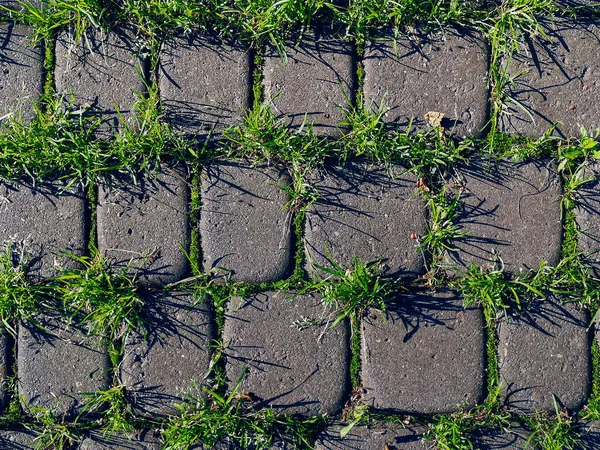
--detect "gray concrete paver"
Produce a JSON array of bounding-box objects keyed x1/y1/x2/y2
[
  {"x1": 498, "y1": 298, "x2": 590, "y2": 414},
  {"x1": 97, "y1": 166, "x2": 189, "y2": 286},
  {"x1": 315, "y1": 424, "x2": 427, "y2": 449},
  {"x1": 363, "y1": 27, "x2": 489, "y2": 138},
  {"x1": 121, "y1": 291, "x2": 213, "y2": 418},
  {"x1": 200, "y1": 160, "x2": 293, "y2": 283},
  {"x1": 362, "y1": 289, "x2": 485, "y2": 413},
  {"x1": 223, "y1": 291, "x2": 349, "y2": 417}
]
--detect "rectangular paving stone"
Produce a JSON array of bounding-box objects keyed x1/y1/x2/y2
[
  {"x1": 498, "y1": 298, "x2": 590, "y2": 414},
  {"x1": 0, "y1": 23, "x2": 43, "y2": 124},
  {"x1": 363, "y1": 27, "x2": 489, "y2": 138},
  {"x1": 362, "y1": 289, "x2": 485, "y2": 414},
  {"x1": 121, "y1": 291, "x2": 213, "y2": 418},
  {"x1": 444, "y1": 159, "x2": 563, "y2": 275},
  {"x1": 223, "y1": 291, "x2": 349, "y2": 417},
  {"x1": 0, "y1": 179, "x2": 87, "y2": 280},
  {"x1": 79, "y1": 430, "x2": 161, "y2": 449},
  {"x1": 315, "y1": 424, "x2": 427, "y2": 449},
  {"x1": 575, "y1": 162, "x2": 600, "y2": 276},
  {"x1": 577, "y1": 420, "x2": 600, "y2": 450},
  {"x1": 159, "y1": 33, "x2": 251, "y2": 140},
  {"x1": 97, "y1": 166, "x2": 189, "y2": 286},
  {"x1": 500, "y1": 18, "x2": 600, "y2": 138},
  {"x1": 18, "y1": 315, "x2": 110, "y2": 420},
  {"x1": 0, "y1": 430, "x2": 38, "y2": 449},
  {"x1": 305, "y1": 161, "x2": 426, "y2": 279},
  {"x1": 55, "y1": 27, "x2": 146, "y2": 136},
  {"x1": 263, "y1": 27, "x2": 355, "y2": 137},
  {"x1": 200, "y1": 161, "x2": 293, "y2": 283}
]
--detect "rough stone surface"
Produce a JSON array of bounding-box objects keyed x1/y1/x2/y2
[
  {"x1": 470, "y1": 426, "x2": 531, "y2": 449},
  {"x1": 55, "y1": 27, "x2": 145, "y2": 135},
  {"x1": 0, "y1": 0, "x2": 41, "y2": 13},
  {"x1": 0, "y1": 23, "x2": 43, "y2": 124},
  {"x1": 78, "y1": 430, "x2": 161, "y2": 449},
  {"x1": 160, "y1": 33, "x2": 251, "y2": 140},
  {"x1": 18, "y1": 315, "x2": 110, "y2": 419},
  {"x1": 200, "y1": 161, "x2": 293, "y2": 283},
  {"x1": 577, "y1": 421, "x2": 600, "y2": 450},
  {"x1": 0, "y1": 179, "x2": 87, "y2": 280},
  {"x1": 121, "y1": 291, "x2": 213, "y2": 418},
  {"x1": 263, "y1": 27, "x2": 355, "y2": 137},
  {"x1": 0, "y1": 430, "x2": 37, "y2": 449},
  {"x1": 575, "y1": 161, "x2": 600, "y2": 275},
  {"x1": 363, "y1": 27, "x2": 489, "y2": 138},
  {"x1": 445, "y1": 159, "x2": 563, "y2": 275},
  {"x1": 0, "y1": 332, "x2": 8, "y2": 411},
  {"x1": 305, "y1": 161, "x2": 426, "y2": 279},
  {"x1": 498, "y1": 298, "x2": 590, "y2": 414},
  {"x1": 97, "y1": 166, "x2": 189, "y2": 286},
  {"x1": 500, "y1": 18, "x2": 600, "y2": 138},
  {"x1": 362, "y1": 289, "x2": 485, "y2": 414},
  {"x1": 223, "y1": 291, "x2": 349, "y2": 417},
  {"x1": 315, "y1": 424, "x2": 427, "y2": 449}
]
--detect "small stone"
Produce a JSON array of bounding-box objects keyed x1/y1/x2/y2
[
  {"x1": 160, "y1": 32, "x2": 251, "y2": 141},
  {"x1": 0, "y1": 179, "x2": 87, "y2": 280},
  {"x1": 55, "y1": 27, "x2": 146, "y2": 136},
  {"x1": 223, "y1": 291, "x2": 349, "y2": 417},
  {"x1": 498, "y1": 298, "x2": 590, "y2": 414},
  {"x1": 200, "y1": 161, "x2": 293, "y2": 283},
  {"x1": 315, "y1": 424, "x2": 427, "y2": 449},
  {"x1": 97, "y1": 166, "x2": 190, "y2": 286},
  {"x1": 305, "y1": 161, "x2": 426, "y2": 279},
  {"x1": 263, "y1": 27, "x2": 355, "y2": 137},
  {"x1": 18, "y1": 315, "x2": 110, "y2": 420},
  {"x1": 364, "y1": 27, "x2": 489, "y2": 138},
  {"x1": 500, "y1": 18, "x2": 600, "y2": 138},
  {"x1": 0, "y1": 23, "x2": 43, "y2": 124},
  {"x1": 445, "y1": 159, "x2": 563, "y2": 275},
  {"x1": 362, "y1": 289, "x2": 485, "y2": 413},
  {"x1": 121, "y1": 291, "x2": 214, "y2": 418}
]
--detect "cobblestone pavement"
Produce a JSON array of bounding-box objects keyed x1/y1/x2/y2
[{"x1": 2, "y1": 11, "x2": 600, "y2": 450}]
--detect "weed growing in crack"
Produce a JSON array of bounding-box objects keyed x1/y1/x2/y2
[
  {"x1": 524, "y1": 399, "x2": 582, "y2": 450},
  {"x1": 25, "y1": 406, "x2": 80, "y2": 450},
  {"x1": 0, "y1": 242, "x2": 43, "y2": 335},
  {"x1": 159, "y1": 367, "x2": 323, "y2": 449},
  {"x1": 79, "y1": 384, "x2": 134, "y2": 437},
  {"x1": 52, "y1": 248, "x2": 143, "y2": 362},
  {"x1": 304, "y1": 251, "x2": 396, "y2": 327}
]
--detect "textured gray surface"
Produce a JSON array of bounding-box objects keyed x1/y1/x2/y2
[
  {"x1": 315, "y1": 424, "x2": 427, "y2": 449},
  {"x1": 160, "y1": 33, "x2": 251, "y2": 140},
  {"x1": 0, "y1": 332, "x2": 7, "y2": 411},
  {"x1": 263, "y1": 27, "x2": 355, "y2": 137},
  {"x1": 223, "y1": 291, "x2": 349, "y2": 417},
  {"x1": 362, "y1": 289, "x2": 485, "y2": 413},
  {"x1": 0, "y1": 23, "x2": 43, "y2": 124},
  {"x1": 18, "y1": 316, "x2": 110, "y2": 419},
  {"x1": 121, "y1": 292, "x2": 213, "y2": 418},
  {"x1": 305, "y1": 161, "x2": 426, "y2": 279},
  {"x1": 0, "y1": 179, "x2": 87, "y2": 280},
  {"x1": 97, "y1": 166, "x2": 189, "y2": 286},
  {"x1": 0, "y1": 0, "x2": 41, "y2": 12},
  {"x1": 363, "y1": 27, "x2": 489, "y2": 138},
  {"x1": 575, "y1": 162, "x2": 600, "y2": 275},
  {"x1": 55, "y1": 27, "x2": 145, "y2": 135},
  {"x1": 498, "y1": 298, "x2": 590, "y2": 414},
  {"x1": 445, "y1": 159, "x2": 563, "y2": 275},
  {"x1": 470, "y1": 426, "x2": 531, "y2": 449},
  {"x1": 500, "y1": 18, "x2": 600, "y2": 138},
  {"x1": 577, "y1": 421, "x2": 600, "y2": 450},
  {"x1": 78, "y1": 430, "x2": 161, "y2": 450},
  {"x1": 200, "y1": 161, "x2": 293, "y2": 283},
  {"x1": 0, "y1": 430, "x2": 37, "y2": 449}
]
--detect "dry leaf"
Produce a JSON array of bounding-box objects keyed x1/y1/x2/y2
[{"x1": 424, "y1": 111, "x2": 445, "y2": 127}]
